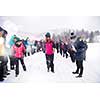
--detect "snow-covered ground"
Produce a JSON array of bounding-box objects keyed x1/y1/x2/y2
[{"x1": 2, "y1": 43, "x2": 100, "y2": 83}]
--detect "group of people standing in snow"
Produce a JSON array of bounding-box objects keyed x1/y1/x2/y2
[
  {"x1": 44, "y1": 32, "x2": 88, "y2": 78},
  {"x1": 0, "y1": 27, "x2": 88, "y2": 82}
]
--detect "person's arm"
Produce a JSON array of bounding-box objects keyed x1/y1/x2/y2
[{"x1": 22, "y1": 44, "x2": 26, "y2": 53}]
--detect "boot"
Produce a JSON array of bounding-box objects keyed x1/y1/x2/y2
[
  {"x1": 76, "y1": 75, "x2": 82, "y2": 78},
  {"x1": 0, "y1": 78, "x2": 4, "y2": 81},
  {"x1": 22, "y1": 65, "x2": 26, "y2": 71}
]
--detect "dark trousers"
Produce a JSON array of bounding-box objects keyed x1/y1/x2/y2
[
  {"x1": 24, "y1": 52, "x2": 30, "y2": 57},
  {"x1": 24, "y1": 52, "x2": 27, "y2": 57},
  {"x1": 63, "y1": 51, "x2": 68, "y2": 58},
  {"x1": 60, "y1": 48, "x2": 62, "y2": 55},
  {"x1": 9, "y1": 56, "x2": 15, "y2": 69},
  {"x1": 46, "y1": 54, "x2": 54, "y2": 72},
  {"x1": 76, "y1": 60, "x2": 83, "y2": 76},
  {"x1": 15, "y1": 58, "x2": 26, "y2": 75},
  {"x1": 56, "y1": 47, "x2": 59, "y2": 53},
  {"x1": 3, "y1": 56, "x2": 9, "y2": 75},
  {"x1": 0, "y1": 56, "x2": 8, "y2": 79}
]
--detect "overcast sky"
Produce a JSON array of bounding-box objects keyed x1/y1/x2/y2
[{"x1": 0, "y1": 16, "x2": 100, "y2": 33}]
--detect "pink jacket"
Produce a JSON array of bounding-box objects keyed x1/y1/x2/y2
[
  {"x1": 12, "y1": 43, "x2": 25, "y2": 58},
  {"x1": 45, "y1": 41, "x2": 54, "y2": 55}
]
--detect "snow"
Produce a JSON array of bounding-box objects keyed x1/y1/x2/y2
[{"x1": 1, "y1": 43, "x2": 100, "y2": 83}]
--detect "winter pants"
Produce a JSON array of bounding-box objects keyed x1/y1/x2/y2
[
  {"x1": 45, "y1": 54, "x2": 54, "y2": 72},
  {"x1": 15, "y1": 58, "x2": 26, "y2": 75},
  {"x1": 56, "y1": 47, "x2": 59, "y2": 53},
  {"x1": 60, "y1": 48, "x2": 62, "y2": 55},
  {"x1": 76, "y1": 60, "x2": 83, "y2": 76},
  {"x1": 3, "y1": 56, "x2": 9, "y2": 75},
  {"x1": 0, "y1": 56, "x2": 8, "y2": 79},
  {"x1": 9, "y1": 56, "x2": 15, "y2": 69}
]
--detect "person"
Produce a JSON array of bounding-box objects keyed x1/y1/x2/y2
[
  {"x1": 63, "y1": 42, "x2": 68, "y2": 58},
  {"x1": 9, "y1": 35, "x2": 20, "y2": 70},
  {"x1": 55, "y1": 41, "x2": 59, "y2": 53},
  {"x1": 0, "y1": 30, "x2": 8, "y2": 81},
  {"x1": 23, "y1": 37, "x2": 30, "y2": 57},
  {"x1": 41, "y1": 40, "x2": 45, "y2": 53},
  {"x1": 72, "y1": 36, "x2": 88, "y2": 78},
  {"x1": 45, "y1": 32, "x2": 55, "y2": 73},
  {"x1": 60, "y1": 41, "x2": 64, "y2": 56},
  {"x1": 67, "y1": 39, "x2": 76, "y2": 63},
  {"x1": 2, "y1": 30, "x2": 10, "y2": 77},
  {"x1": 12, "y1": 40, "x2": 26, "y2": 77}
]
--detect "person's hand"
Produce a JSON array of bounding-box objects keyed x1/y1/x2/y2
[{"x1": 53, "y1": 48, "x2": 55, "y2": 53}]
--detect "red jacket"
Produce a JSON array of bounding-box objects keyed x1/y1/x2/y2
[
  {"x1": 12, "y1": 43, "x2": 25, "y2": 58},
  {"x1": 45, "y1": 41, "x2": 55, "y2": 55}
]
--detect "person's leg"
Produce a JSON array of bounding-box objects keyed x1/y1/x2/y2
[
  {"x1": 4, "y1": 56, "x2": 10, "y2": 75},
  {"x1": 46, "y1": 54, "x2": 50, "y2": 72},
  {"x1": 72, "y1": 60, "x2": 79, "y2": 74},
  {"x1": 76, "y1": 60, "x2": 83, "y2": 78},
  {"x1": 20, "y1": 58, "x2": 26, "y2": 71},
  {"x1": 28, "y1": 52, "x2": 30, "y2": 56},
  {"x1": 60, "y1": 48, "x2": 62, "y2": 55},
  {"x1": 0, "y1": 65, "x2": 4, "y2": 81},
  {"x1": 79, "y1": 60, "x2": 83, "y2": 76},
  {"x1": 50, "y1": 54, "x2": 54, "y2": 73},
  {"x1": 0, "y1": 57, "x2": 4, "y2": 81},
  {"x1": 66, "y1": 52, "x2": 68, "y2": 58},
  {"x1": 63, "y1": 50, "x2": 65, "y2": 57},
  {"x1": 57, "y1": 47, "x2": 59, "y2": 53},
  {"x1": 24, "y1": 51, "x2": 27, "y2": 57},
  {"x1": 9, "y1": 56, "x2": 14, "y2": 70},
  {"x1": 76, "y1": 60, "x2": 80, "y2": 73},
  {"x1": 15, "y1": 58, "x2": 19, "y2": 77}
]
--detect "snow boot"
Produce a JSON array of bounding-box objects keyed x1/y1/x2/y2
[{"x1": 76, "y1": 75, "x2": 82, "y2": 78}]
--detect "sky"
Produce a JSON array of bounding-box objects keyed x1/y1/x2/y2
[{"x1": 0, "y1": 16, "x2": 100, "y2": 33}]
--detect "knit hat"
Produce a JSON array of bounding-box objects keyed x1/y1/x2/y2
[{"x1": 45, "y1": 32, "x2": 51, "y2": 37}]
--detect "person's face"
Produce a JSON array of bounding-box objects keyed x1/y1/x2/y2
[
  {"x1": 46, "y1": 37, "x2": 50, "y2": 41},
  {"x1": 17, "y1": 41, "x2": 22, "y2": 45}
]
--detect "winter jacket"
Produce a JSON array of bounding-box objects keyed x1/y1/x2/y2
[
  {"x1": 74, "y1": 40, "x2": 88, "y2": 61},
  {"x1": 0, "y1": 37, "x2": 5, "y2": 56},
  {"x1": 45, "y1": 41, "x2": 55, "y2": 55},
  {"x1": 12, "y1": 43, "x2": 25, "y2": 58},
  {"x1": 24, "y1": 40, "x2": 29, "y2": 46}
]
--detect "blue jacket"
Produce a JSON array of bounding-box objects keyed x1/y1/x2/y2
[{"x1": 74, "y1": 40, "x2": 88, "y2": 61}]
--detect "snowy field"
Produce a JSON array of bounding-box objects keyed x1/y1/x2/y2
[{"x1": 2, "y1": 43, "x2": 100, "y2": 83}]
